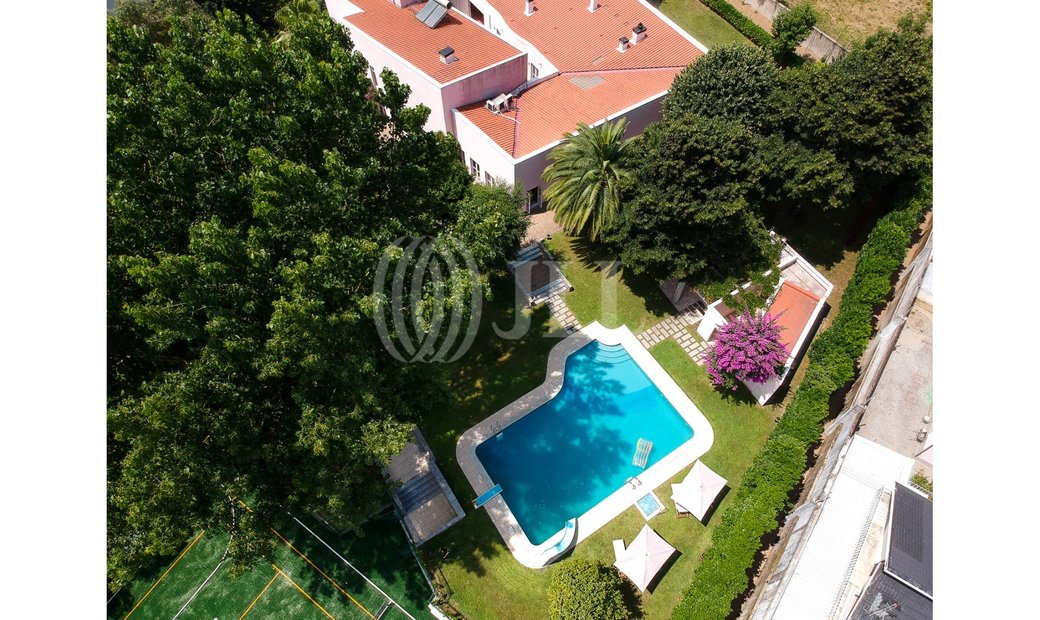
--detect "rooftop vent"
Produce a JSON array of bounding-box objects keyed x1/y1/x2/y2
[
  {"x1": 617, "y1": 36, "x2": 630, "y2": 53},
  {"x1": 416, "y1": 0, "x2": 451, "y2": 28},
  {"x1": 632, "y1": 22, "x2": 647, "y2": 44},
  {"x1": 524, "y1": 0, "x2": 534, "y2": 16},
  {"x1": 439, "y1": 47, "x2": 457, "y2": 64},
  {"x1": 588, "y1": 0, "x2": 597, "y2": 12},
  {"x1": 486, "y1": 93, "x2": 512, "y2": 114}
]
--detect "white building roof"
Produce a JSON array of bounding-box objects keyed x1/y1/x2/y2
[{"x1": 772, "y1": 436, "x2": 913, "y2": 620}]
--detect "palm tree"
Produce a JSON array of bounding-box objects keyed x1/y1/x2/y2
[
  {"x1": 274, "y1": 0, "x2": 322, "y2": 43},
  {"x1": 542, "y1": 117, "x2": 633, "y2": 242}
]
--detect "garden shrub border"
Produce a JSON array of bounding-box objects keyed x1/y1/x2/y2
[
  {"x1": 671, "y1": 174, "x2": 932, "y2": 620},
  {"x1": 698, "y1": 0, "x2": 774, "y2": 49}
]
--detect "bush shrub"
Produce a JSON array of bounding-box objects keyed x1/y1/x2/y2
[
  {"x1": 704, "y1": 311, "x2": 789, "y2": 390},
  {"x1": 548, "y1": 559, "x2": 631, "y2": 620},
  {"x1": 671, "y1": 174, "x2": 930, "y2": 620},
  {"x1": 698, "y1": 0, "x2": 774, "y2": 49},
  {"x1": 771, "y1": 4, "x2": 818, "y2": 64}
]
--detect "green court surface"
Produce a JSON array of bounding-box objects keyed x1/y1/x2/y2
[{"x1": 109, "y1": 512, "x2": 432, "y2": 620}]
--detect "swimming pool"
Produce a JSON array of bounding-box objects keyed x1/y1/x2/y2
[
  {"x1": 457, "y1": 323, "x2": 715, "y2": 568},
  {"x1": 475, "y1": 341, "x2": 693, "y2": 544}
]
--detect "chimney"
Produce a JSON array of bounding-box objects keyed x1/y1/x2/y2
[
  {"x1": 631, "y1": 22, "x2": 647, "y2": 44},
  {"x1": 439, "y1": 47, "x2": 457, "y2": 64},
  {"x1": 525, "y1": 0, "x2": 534, "y2": 16},
  {"x1": 617, "y1": 37, "x2": 629, "y2": 53},
  {"x1": 588, "y1": 0, "x2": 596, "y2": 12}
]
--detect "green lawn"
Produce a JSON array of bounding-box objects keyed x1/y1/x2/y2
[
  {"x1": 649, "y1": 0, "x2": 755, "y2": 49},
  {"x1": 546, "y1": 235, "x2": 674, "y2": 334},
  {"x1": 421, "y1": 254, "x2": 779, "y2": 619}
]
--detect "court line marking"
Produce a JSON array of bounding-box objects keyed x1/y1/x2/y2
[
  {"x1": 238, "y1": 572, "x2": 280, "y2": 619},
  {"x1": 291, "y1": 515, "x2": 418, "y2": 620},
  {"x1": 272, "y1": 528, "x2": 376, "y2": 619},
  {"x1": 274, "y1": 564, "x2": 337, "y2": 620},
  {"x1": 233, "y1": 500, "x2": 402, "y2": 620},
  {"x1": 171, "y1": 558, "x2": 226, "y2": 619},
  {"x1": 123, "y1": 530, "x2": 206, "y2": 619}
]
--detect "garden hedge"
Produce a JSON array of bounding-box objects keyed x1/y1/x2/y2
[
  {"x1": 698, "y1": 0, "x2": 774, "y2": 49},
  {"x1": 671, "y1": 175, "x2": 931, "y2": 620}
]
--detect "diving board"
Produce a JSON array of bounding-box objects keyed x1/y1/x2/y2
[
  {"x1": 473, "y1": 484, "x2": 503, "y2": 508},
  {"x1": 633, "y1": 438, "x2": 653, "y2": 468}
]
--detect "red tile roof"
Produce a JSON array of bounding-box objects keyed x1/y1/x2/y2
[
  {"x1": 769, "y1": 281, "x2": 821, "y2": 353},
  {"x1": 485, "y1": 0, "x2": 703, "y2": 72},
  {"x1": 343, "y1": 0, "x2": 523, "y2": 85},
  {"x1": 458, "y1": 67, "x2": 679, "y2": 157}
]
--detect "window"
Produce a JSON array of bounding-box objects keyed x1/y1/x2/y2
[
  {"x1": 529, "y1": 63, "x2": 539, "y2": 80},
  {"x1": 469, "y1": 158, "x2": 481, "y2": 179},
  {"x1": 527, "y1": 186, "x2": 540, "y2": 212},
  {"x1": 484, "y1": 171, "x2": 493, "y2": 185}
]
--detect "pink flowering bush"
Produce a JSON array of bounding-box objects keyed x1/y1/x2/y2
[{"x1": 704, "y1": 311, "x2": 789, "y2": 391}]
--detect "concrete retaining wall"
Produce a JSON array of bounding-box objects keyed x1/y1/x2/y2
[{"x1": 742, "y1": 0, "x2": 848, "y2": 62}]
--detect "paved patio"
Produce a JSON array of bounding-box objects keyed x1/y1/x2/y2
[
  {"x1": 547, "y1": 294, "x2": 582, "y2": 334},
  {"x1": 522, "y1": 209, "x2": 563, "y2": 245},
  {"x1": 856, "y1": 295, "x2": 933, "y2": 462},
  {"x1": 636, "y1": 309, "x2": 709, "y2": 365}
]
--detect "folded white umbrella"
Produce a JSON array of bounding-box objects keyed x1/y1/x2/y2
[
  {"x1": 612, "y1": 524, "x2": 676, "y2": 592},
  {"x1": 670, "y1": 460, "x2": 727, "y2": 521}
]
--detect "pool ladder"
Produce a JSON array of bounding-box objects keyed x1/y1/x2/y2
[{"x1": 625, "y1": 476, "x2": 643, "y2": 490}]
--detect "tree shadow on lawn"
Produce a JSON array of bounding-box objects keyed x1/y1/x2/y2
[
  {"x1": 708, "y1": 376, "x2": 761, "y2": 408},
  {"x1": 765, "y1": 184, "x2": 895, "y2": 270},
  {"x1": 422, "y1": 286, "x2": 561, "y2": 492},
  {"x1": 617, "y1": 567, "x2": 647, "y2": 618},
  {"x1": 425, "y1": 508, "x2": 507, "y2": 579},
  {"x1": 564, "y1": 236, "x2": 675, "y2": 323}
]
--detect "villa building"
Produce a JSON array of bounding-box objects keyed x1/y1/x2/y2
[{"x1": 323, "y1": 0, "x2": 706, "y2": 209}]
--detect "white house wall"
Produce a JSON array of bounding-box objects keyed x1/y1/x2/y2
[
  {"x1": 441, "y1": 56, "x2": 528, "y2": 134},
  {"x1": 614, "y1": 92, "x2": 668, "y2": 138},
  {"x1": 465, "y1": 0, "x2": 558, "y2": 79},
  {"x1": 513, "y1": 91, "x2": 670, "y2": 200},
  {"x1": 453, "y1": 110, "x2": 517, "y2": 185},
  {"x1": 514, "y1": 150, "x2": 548, "y2": 198},
  {"x1": 337, "y1": 24, "x2": 450, "y2": 133}
]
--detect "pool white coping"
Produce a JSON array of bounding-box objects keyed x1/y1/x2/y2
[{"x1": 456, "y1": 322, "x2": 715, "y2": 569}]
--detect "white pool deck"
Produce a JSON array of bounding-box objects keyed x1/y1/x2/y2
[{"x1": 455, "y1": 322, "x2": 715, "y2": 568}]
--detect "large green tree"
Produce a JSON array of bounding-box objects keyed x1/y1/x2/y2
[
  {"x1": 274, "y1": 0, "x2": 323, "y2": 42},
  {"x1": 616, "y1": 115, "x2": 774, "y2": 285},
  {"x1": 773, "y1": 15, "x2": 932, "y2": 194},
  {"x1": 543, "y1": 118, "x2": 633, "y2": 242},
  {"x1": 770, "y1": 4, "x2": 817, "y2": 65},
  {"x1": 107, "y1": 10, "x2": 480, "y2": 589},
  {"x1": 547, "y1": 559, "x2": 631, "y2": 620},
  {"x1": 662, "y1": 45, "x2": 779, "y2": 132},
  {"x1": 112, "y1": 0, "x2": 210, "y2": 43},
  {"x1": 451, "y1": 182, "x2": 530, "y2": 270}
]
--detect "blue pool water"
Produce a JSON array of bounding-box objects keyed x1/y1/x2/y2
[{"x1": 474, "y1": 341, "x2": 694, "y2": 544}]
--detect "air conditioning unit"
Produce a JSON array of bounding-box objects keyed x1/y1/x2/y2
[{"x1": 485, "y1": 93, "x2": 511, "y2": 114}]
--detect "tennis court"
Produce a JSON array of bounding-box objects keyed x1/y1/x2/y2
[{"x1": 109, "y1": 512, "x2": 431, "y2": 620}]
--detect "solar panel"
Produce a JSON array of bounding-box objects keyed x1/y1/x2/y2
[
  {"x1": 422, "y1": 2, "x2": 449, "y2": 28},
  {"x1": 414, "y1": 1, "x2": 437, "y2": 24}
]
